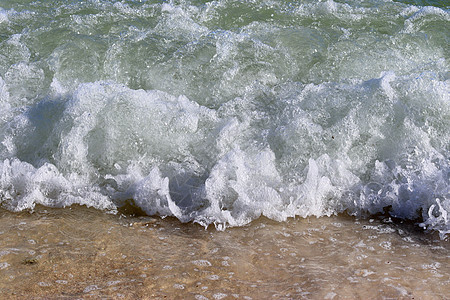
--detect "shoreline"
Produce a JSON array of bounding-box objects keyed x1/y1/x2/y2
[{"x1": 0, "y1": 206, "x2": 448, "y2": 299}]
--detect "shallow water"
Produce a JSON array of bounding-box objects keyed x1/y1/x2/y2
[{"x1": 0, "y1": 207, "x2": 448, "y2": 299}]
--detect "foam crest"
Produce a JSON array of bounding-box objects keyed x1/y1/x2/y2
[
  {"x1": 0, "y1": 75, "x2": 448, "y2": 236},
  {"x1": 0, "y1": 158, "x2": 115, "y2": 212},
  {"x1": 203, "y1": 147, "x2": 284, "y2": 227},
  {"x1": 420, "y1": 199, "x2": 450, "y2": 240},
  {"x1": 0, "y1": 77, "x2": 10, "y2": 124},
  {"x1": 0, "y1": 8, "x2": 8, "y2": 24}
]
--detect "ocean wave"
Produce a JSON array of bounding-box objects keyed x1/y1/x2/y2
[{"x1": 0, "y1": 0, "x2": 448, "y2": 238}]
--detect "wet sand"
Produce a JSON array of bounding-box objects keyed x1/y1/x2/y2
[{"x1": 0, "y1": 206, "x2": 448, "y2": 299}]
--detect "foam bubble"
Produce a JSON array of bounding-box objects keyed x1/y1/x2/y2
[{"x1": 0, "y1": 8, "x2": 8, "y2": 24}]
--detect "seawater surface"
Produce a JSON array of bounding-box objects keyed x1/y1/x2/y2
[{"x1": 0, "y1": 0, "x2": 449, "y2": 238}]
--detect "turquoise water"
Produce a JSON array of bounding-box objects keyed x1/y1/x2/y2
[{"x1": 0, "y1": 0, "x2": 448, "y2": 237}]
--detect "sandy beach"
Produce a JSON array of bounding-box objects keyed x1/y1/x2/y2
[{"x1": 0, "y1": 206, "x2": 448, "y2": 299}]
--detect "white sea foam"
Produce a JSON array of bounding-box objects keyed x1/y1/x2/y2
[
  {"x1": 0, "y1": 8, "x2": 8, "y2": 24},
  {"x1": 0, "y1": 74, "x2": 447, "y2": 235}
]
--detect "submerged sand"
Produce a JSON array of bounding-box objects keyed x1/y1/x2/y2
[{"x1": 0, "y1": 206, "x2": 448, "y2": 299}]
